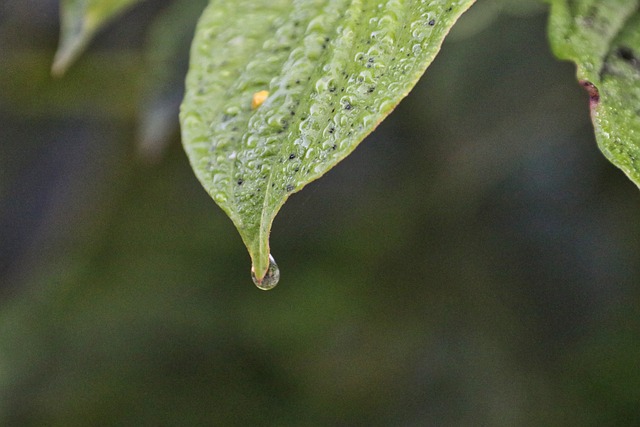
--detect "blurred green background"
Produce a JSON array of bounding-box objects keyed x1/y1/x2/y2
[{"x1": 1, "y1": 1, "x2": 640, "y2": 425}]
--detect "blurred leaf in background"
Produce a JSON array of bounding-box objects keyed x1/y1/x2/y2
[
  {"x1": 137, "y1": 0, "x2": 207, "y2": 160},
  {"x1": 1, "y1": 0, "x2": 640, "y2": 425},
  {"x1": 52, "y1": 0, "x2": 145, "y2": 75}
]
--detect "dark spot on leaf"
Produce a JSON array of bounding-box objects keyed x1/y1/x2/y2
[
  {"x1": 617, "y1": 46, "x2": 637, "y2": 63},
  {"x1": 289, "y1": 153, "x2": 296, "y2": 159},
  {"x1": 368, "y1": 57, "x2": 374, "y2": 63},
  {"x1": 286, "y1": 184, "x2": 295, "y2": 192},
  {"x1": 580, "y1": 80, "x2": 600, "y2": 106},
  {"x1": 428, "y1": 19, "x2": 436, "y2": 26},
  {"x1": 237, "y1": 179, "x2": 243, "y2": 185},
  {"x1": 344, "y1": 102, "x2": 352, "y2": 110}
]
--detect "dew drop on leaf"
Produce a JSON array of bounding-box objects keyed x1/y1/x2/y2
[{"x1": 251, "y1": 254, "x2": 280, "y2": 290}]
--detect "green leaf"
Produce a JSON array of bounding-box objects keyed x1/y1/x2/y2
[
  {"x1": 53, "y1": 0, "x2": 143, "y2": 76},
  {"x1": 137, "y1": 0, "x2": 207, "y2": 160},
  {"x1": 548, "y1": 0, "x2": 640, "y2": 188},
  {"x1": 180, "y1": 0, "x2": 475, "y2": 286}
]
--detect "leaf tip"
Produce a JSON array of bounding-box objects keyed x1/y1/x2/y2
[
  {"x1": 51, "y1": 52, "x2": 72, "y2": 77},
  {"x1": 51, "y1": 38, "x2": 86, "y2": 77},
  {"x1": 251, "y1": 254, "x2": 280, "y2": 290}
]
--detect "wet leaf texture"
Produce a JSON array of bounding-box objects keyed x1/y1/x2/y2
[
  {"x1": 180, "y1": 0, "x2": 476, "y2": 281},
  {"x1": 53, "y1": 0, "x2": 143, "y2": 75},
  {"x1": 548, "y1": 1, "x2": 640, "y2": 188}
]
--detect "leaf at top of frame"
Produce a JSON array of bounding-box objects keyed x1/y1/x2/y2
[
  {"x1": 53, "y1": 0, "x2": 143, "y2": 76},
  {"x1": 180, "y1": 0, "x2": 476, "y2": 288},
  {"x1": 548, "y1": 0, "x2": 640, "y2": 189}
]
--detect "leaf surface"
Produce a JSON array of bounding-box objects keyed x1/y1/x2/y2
[
  {"x1": 548, "y1": 1, "x2": 640, "y2": 187},
  {"x1": 180, "y1": 0, "x2": 475, "y2": 283},
  {"x1": 53, "y1": 0, "x2": 143, "y2": 75}
]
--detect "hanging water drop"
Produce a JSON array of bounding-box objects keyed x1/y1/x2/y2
[{"x1": 251, "y1": 254, "x2": 280, "y2": 290}]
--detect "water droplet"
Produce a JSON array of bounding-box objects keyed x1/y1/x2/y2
[
  {"x1": 213, "y1": 193, "x2": 228, "y2": 203},
  {"x1": 251, "y1": 254, "x2": 280, "y2": 290},
  {"x1": 224, "y1": 106, "x2": 241, "y2": 116}
]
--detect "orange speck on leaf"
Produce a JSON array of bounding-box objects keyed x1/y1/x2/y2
[{"x1": 251, "y1": 90, "x2": 269, "y2": 109}]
